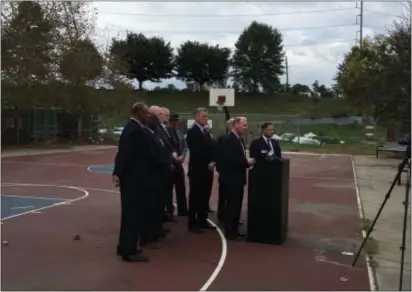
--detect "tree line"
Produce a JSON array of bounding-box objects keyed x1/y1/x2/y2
[
  {"x1": 2, "y1": 1, "x2": 410, "y2": 122},
  {"x1": 1, "y1": 1, "x2": 286, "y2": 99}
]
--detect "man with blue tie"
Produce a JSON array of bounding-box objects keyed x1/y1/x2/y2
[{"x1": 249, "y1": 122, "x2": 282, "y2": 163}]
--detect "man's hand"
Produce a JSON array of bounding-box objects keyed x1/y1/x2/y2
[
  {"x1": 172, "y1": 152, "x2": 178, "y2": 159},
  {"x1": 247, "y1": 158, "x2": 256, "y2": 166},
  {"x1": 208, "y1": 162, "x2": 216, "y2": 171},
  {"x1": 112, "y1": 175, "x2": 120, "y2": 188},
  {"x1": 176, "y1": 155, "x2": 185, "y2": 163}
]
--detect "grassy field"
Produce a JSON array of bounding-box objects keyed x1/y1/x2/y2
[
  {"x1": 267, "y1": 123, "x2": 385, "y2": 155},
  {"x1": 105, "y1": 91, "x2": 361, "y2": 120}
]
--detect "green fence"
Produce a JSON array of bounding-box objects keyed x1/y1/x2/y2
[{"x1": 1, "y1": 108, "x2": 99, "y2": 145}]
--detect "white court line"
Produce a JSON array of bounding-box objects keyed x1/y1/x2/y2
[
  {"x1": 81, "y1": 186, "x2": 227, "y2": 292},
  {"x1": 86, "y1": 165, "x2": 114, "y2": 173},
  {"x1": 351, "y1": 157, "x2": 378, "y2": 291},
  {"x1": 1, "y1": 194, "x2": 70, "y2": 201},
  {"x1": 10, "y1": 206, "x2": 35, "y2": 210},
  {"x1": 2, "y1": 161, "x2": 90, "y2": 168},
  {"x1": 1, "y1": 183, "x2": 89, "y2": 221}
]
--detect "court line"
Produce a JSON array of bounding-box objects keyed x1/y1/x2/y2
[
  {"x1": 351, "y1": 157, "x2": 378, "y2": 291},
  {"x1": 81, "y1": 186, "x2": 227, "y2": 292},
  {"x1": 1, "y1": 183, "x2": 89, "y2": 221},
  {"x1": 10, "y1": 206, "x2": 35, "y2": 210},
  {"x1": 2, "y1": 161, "x2": 90, "y2": 167},
  {"x1": 1, "y1": 194, "x2": 70, "y2": 201}
]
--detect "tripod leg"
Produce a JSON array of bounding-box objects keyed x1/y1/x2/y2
[
  {"x1": 352, "y1": 159, "x2": 408, "y2": 267},
  {"x1": 398, "y1": 162, "x2": 410, "y2": 291}
]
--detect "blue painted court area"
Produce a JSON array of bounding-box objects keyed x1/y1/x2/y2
[
  {"x1": 88, "y1": 165, "x2": 114, "y2": 174},
  {"x1": 1, "y1": 195, "x2": 68, "y2": 219}
]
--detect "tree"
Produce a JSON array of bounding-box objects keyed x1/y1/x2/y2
[
  {"x1": 232, "y1": 21, "x2": 284, "y2": 93},
  {"x1": 59, "y1": 38, "x2": 103, "y2": 85},
  {"x1": 109, "y1": 32, "x2": 174, "y2": 91},
  {"x1": 1, "y1": 1, "x2": 55, "y2": 86},
  {"x1": 291, "y1": 83, "x2": 311, "y2": 95},
  {"x1": 175, "y1": 41, "x2": 230, "y2": 91}
]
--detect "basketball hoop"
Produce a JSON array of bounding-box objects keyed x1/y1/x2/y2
[{"x1": 216, "y1": 95, "x2": 226, "y2": 112}]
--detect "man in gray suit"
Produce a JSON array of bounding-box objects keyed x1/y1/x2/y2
[{"x1": 169, "y1": 112, "x2": 189, "y2": 216}]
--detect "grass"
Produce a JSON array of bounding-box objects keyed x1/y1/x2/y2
[
  {"x1": 265, "y1": 123, "x2": 385, "y2": 155},
  {"x1": 104, "y1": 91, "x2": 362, "y2": 125}
]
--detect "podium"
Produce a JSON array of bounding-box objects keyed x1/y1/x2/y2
[{"x1": 247, "y1": 158, "x2": 290, "y2": 244}]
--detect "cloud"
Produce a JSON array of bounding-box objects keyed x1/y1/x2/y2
[{"x1": 91, "y1": 1, "x2": 407, "y2": 89}]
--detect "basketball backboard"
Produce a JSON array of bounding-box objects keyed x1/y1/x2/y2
[{"x1": 209, "y1": 88, "x2": 235, "y2": 108}]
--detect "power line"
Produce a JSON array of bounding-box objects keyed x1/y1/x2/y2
[
  {"x1": 97, "y1": 23, "x2": 356, "y2": 35},
  {"x1": 363, "y1": 8, "x2": 400, "y2": 17},
  {"x1": 98, "y1": 7, "x2": 356, "y2": 18}
]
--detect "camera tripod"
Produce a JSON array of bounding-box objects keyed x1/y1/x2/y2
[{"x1": 352, "y1": 156, "x2": 411, "y2": 291}]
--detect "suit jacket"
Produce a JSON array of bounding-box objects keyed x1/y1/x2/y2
[
  {"x1": 155, "y1": 123, "x2": 176, "y2": 156},
  {"x1": 215, "y1": 133, "x2": 229, "y2": 173},
  {"x1": 113, "y1": 119, "x2": 147, "y2": 180},
  {"x1": 143, "y1": 126, "x2": 173, "y2": 182},
  {"x1": 249, "y1": 136, "x2": 282, "y2": 164},
  {"x1": 219, "y1": 132, "x2": 249, "y2": 186},
  {"x1": 186, "y1": 124, "x2": 216, "y2": 179}
]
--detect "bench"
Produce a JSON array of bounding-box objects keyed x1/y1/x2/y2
[{"x1": 376, "y1": 142, "x2": 407, "y2": 158}]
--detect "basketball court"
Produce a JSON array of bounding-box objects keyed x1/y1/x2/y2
[{"x1": 1, "y1": 147, "x2": 372, "y2": 291}]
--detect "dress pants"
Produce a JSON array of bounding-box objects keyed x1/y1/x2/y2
[
  {"x1": 188, "y1": 172, "x2": 213, "y2": 227},
  {"x1": 117, "y1": 180, "x2": 143, "y2": 256},
  {"x1": 172, "y1": 164, "x2": 188, "y2": 214},
  {"x1": 223, "y1": 183, "x2": 244, "y2": 236},
  {"x1": 217, "y1": 183, "x2": 227, "y2": 222}
]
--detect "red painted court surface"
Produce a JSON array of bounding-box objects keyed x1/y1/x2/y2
[{"x1": 1, "y1": 149, "x2": 371, "y2": 291}]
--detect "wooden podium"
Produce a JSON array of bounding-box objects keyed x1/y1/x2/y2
[{"x1": 247, "y1": 158, "x2": 290, "y2": 244}]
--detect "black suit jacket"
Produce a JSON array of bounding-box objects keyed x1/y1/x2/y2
[
  {"x1": 219, "y1": 132, "x2": 249, "y2": 186},
  {"x1": 249, "y1": 136, "x2": 282, "y2": 164},
  {"x1": 143, "y1": 126, "x2": 173, "y2": 181},
  {"x1": 155, "y1": 123, "x2": 175, "y2": 156},
  {"x1": 215, "y1": 133, "x2": 229, "y2": 173},
  {"x1": 113, "y1": 119, "x2": 148, "y2": 180},
  {"x1": 186, "y1": 124, "x2": 216, "y2": 179}
]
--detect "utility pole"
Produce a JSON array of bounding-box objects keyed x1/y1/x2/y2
[
  {"x1": 356, "y1": 1, "x2": 364, "y2": 47},
  {"x1": 360, "y1": 1, "x2": 363, "y2": 47},
  {"x1": 285, "y1": 56, "x2": 289, "y2": 92}
]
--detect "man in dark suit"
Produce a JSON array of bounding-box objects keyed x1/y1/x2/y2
[
  {"x1": 249, "y1": 122, "x2": 282, "y2": 163},
  {"x1": 219, "y1": 117, "x2": 255, "y2": 240},
  {"x1": 141, "y1": 111, "x2": 174, "y2": 247},
  {"x1": 216, "y1": 118, "x2": 234, "y2": 224},
  {"x1": 149, "y1": 106, "x2": 178, "y2": 223},
  {"x1": 112, "y1": 102, "x2": 150, "y2": 262},
  {"x1": 169, "y1": 112, "x2": 189, "y2": 216},
  {"x1": 160, "y1": 107, "x2": 181, "y2": 219},
  {"x1": 186, "y1": 107, "x2": 216, "y2": 233}
]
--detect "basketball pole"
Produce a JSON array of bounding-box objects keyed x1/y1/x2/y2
[{"x1": 223, "y1": 106, "x2": 231, "y2": 133}]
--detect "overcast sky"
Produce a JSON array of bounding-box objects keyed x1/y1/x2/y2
[{"x1": 91, "y1": 1, "x2": 407, "y2": 90}]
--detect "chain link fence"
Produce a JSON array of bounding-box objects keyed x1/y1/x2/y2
[{"x1": 178, "y1": 113, "x2": 301, "y2": 146}]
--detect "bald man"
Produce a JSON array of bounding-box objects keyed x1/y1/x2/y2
[{"x1": 219, "y1": 117, "x2": 255, "y2": 240}]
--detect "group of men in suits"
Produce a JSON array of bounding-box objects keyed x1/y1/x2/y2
[
  {"x1": 112, "y1": 103, "x2": 282, "y2": 262},
  {"x1": 112, "y1": 102, "x2": 189, "y2": 262}
]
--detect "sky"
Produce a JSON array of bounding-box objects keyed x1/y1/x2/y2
[{"x1": 91, "y1": 1, "x2": 407, "y2": 90}]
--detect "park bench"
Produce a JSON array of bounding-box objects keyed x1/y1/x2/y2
[{"x1": 375, "y1": 142, "x2": 407, "y2": 158}]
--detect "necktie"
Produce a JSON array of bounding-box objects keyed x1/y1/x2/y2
[
  {"x1": 203, "y1": 128, "x2": 211, "y2": 139},
  {"x1": 239, "y1": 137, "x2": 246, "y2": 155}
]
